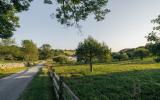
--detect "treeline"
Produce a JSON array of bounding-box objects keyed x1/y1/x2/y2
[
  {"x1": 112, "y1": 46, "x2": 150, "y2": 61},
  {"x1": 0, "y1": 38, "x2": 75, "y2": 64},
  {"x1": 0, "y1": 39, "x2": 38, "y2": 61}
]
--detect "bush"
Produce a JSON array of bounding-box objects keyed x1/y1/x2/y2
[
  {"x1": 154, "y1": 57, "x2": 160, "y2": 63},
  {"x1": 52, "y1": 55, "x2": 76, "y2": 64}
]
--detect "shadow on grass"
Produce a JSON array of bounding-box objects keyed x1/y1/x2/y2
[{"x1": 63, "y1": 69, "x2": 160, "y2": 100}]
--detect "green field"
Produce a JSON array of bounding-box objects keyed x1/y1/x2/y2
[
  {"x1": 18, "y1": 68, "x2": 56, "y2": 100},
  {"x1": 0, "y1": 67, "x2": 27, "y2": 78},
  {"x1": 54, "y1": 59, "x2": 160, "y2": 100}
]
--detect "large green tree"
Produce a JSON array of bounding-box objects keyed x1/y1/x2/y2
[
  {"x1": 0, "y1": 0, "x2": 109, "y2": 38},
  {"x1": 0, "y1": 0, "x2": 32, "y2": 38},
  {"x1": 76, "y1": 36, "x2": 111, "y2": 72},
  {"x1": 22, "y1": 40, "x2": 39, "y2": 62},
  {"x1": 146, "y1": 15, "x2": 160, "y2": 62}
]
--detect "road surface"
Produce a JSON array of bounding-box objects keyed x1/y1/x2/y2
[{"x1": 0, "y1": 64, "x2": 43, "y2": 100}]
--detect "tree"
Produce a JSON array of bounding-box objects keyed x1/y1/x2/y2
[
  {"x1": 112, "y1": 52, "x2": 128, "y2": 61},
  {"x1": 146, "y1": 15, "x2": 160, "y2": 62},
  {"x1": 0, "y1": 0, "x2": 109, "y2": 38},
  {"x1": 0, "y1": 0, "x2": 31, "y2": 38},
  {"x1": 22, "y1": 40, "x2": 39, "y2": 62},
  {"x1": 97, "y1": 42, "x2": 111, "y2": 62},
  {"x1": 76, "y1": 36, "x2": 111, "y2": 72},
  {"x1": 119, "y1": 48, "x2": 135, "y2": 60},
  {"x1": 133, "y1": 48, "x2": 149, "y2": 60},
  {"x1": 39, "y1": 44, "x2": 52, "y2": 60},
  {"x1": 0, "y1": 45, "x2": 23, "y2": 60}
]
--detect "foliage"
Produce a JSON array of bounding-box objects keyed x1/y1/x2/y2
[
  {"x1": 52, "y1": 55, "x2": 75, "y2": 64},
  {"x1": 154, "y1": 57, "x2": 160, "y2": 63},
  {"x1": 52, "y1": 49, "x2": 65, "y2": 56},
  {"x1": 22, "y1": 40, "x2": 39, "y2": 62},
  {"x1": 53, "y1": 55, "x2": 68, "y2": 64},
  {"x1": 146, "y1": 16, "x2": 160, "y2": 62},
  {"x1": 133, "y1": 48, "x2": 150, "y2": 60},
  {"x1": 54, "y1": 60, "x2": 160, "y2": 100},
  {"x1": 0, "y1": 0, "x2": 109, "y2": 38},
  {"x1": 76, "y1": 36, "x2": 111, "y2": 72},
  {"x1": 0, "y1": 0, "x2": 32, "y2": 38},
  {"x1": 120, "y1": 48, "x2": 135, "y2": 60},
  {"x1": 53, "y1": 0, "x2": 110, "y2": 26},
  {"x1": 0, "y1": 38, "x2": 16, "y2": 46},
  {"x1": 39, "y1": 44, "x2": 52, "y2": 60},
  {"x1": 112, "y1": 52, "x2": 128, "y2": 61},
  {"x1": 0, "y1": 45, "x2": 23, "y2": 60}
]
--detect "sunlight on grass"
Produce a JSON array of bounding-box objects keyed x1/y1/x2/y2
[
  {"x1": 0, "y1": 67, "x2": 27, "y2": 78},
  {"x1": 54, "y1": 60, "x2": 160, "y2": 100}
]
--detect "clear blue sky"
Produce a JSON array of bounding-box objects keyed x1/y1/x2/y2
[{"x1": 14, "y1": 0, "x2": 160, "y2": 52}]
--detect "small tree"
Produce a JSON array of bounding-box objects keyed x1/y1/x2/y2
[
  {"x1": 22, "y1": 40, "x2": 39, "y2": 62},
  {"x1": 133, "y1": 48, "x2": 149, "y2": 60},
  {"x1": 76, "y1": 36, "x2": 111, "y2": 72},
  {"x1": 39, "y1": 44, "x2": 52, "y2": 60}
]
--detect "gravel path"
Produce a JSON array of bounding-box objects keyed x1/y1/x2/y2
[{"x1": 0, "y1": 64, "x2": 43, "y2": 100}]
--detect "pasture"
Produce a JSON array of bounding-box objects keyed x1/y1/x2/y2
[{"x1": 54, "y1": 59, "x2": 160, "y2": 100}]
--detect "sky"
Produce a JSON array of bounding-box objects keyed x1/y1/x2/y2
[{"x1": 14, "y1": 0, "x2": 160, "y2": 52}]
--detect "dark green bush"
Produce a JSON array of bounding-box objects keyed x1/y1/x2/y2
[
  {"x1": 154, "y1": 57, "x2": 160, "y2": 63},
  {"x1": 52, "y1": 55, "x2": 76, "y2": 64}
]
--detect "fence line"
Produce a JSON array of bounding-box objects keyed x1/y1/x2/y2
[{"x1": 48, "y1": 68, "x2": 80, "y2": 100}]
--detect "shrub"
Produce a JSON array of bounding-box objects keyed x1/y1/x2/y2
[
  {"x1": 154, "y1": 57, "x2": 160, "y2": 63},
  {"x1": 52, "y1": 55, "x2": 76, "y2": 64}
]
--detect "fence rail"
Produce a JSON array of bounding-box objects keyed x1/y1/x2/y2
[{"x1": 48, "y1": 68, "x2": 80, "y2": 100}]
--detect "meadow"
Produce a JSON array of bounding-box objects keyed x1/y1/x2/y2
[{"x1": 54, "y1": 59, "x2": 160, "y2": 100}]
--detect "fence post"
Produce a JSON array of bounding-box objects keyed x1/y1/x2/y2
[{"x1": 59, "y1": 76, "x2": 64, "y2": 100}]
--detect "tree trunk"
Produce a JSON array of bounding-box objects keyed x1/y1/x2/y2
[
  {"x1": 89, "y1": 56, "x2": 93, "y2": 72},
  {"x1": 140, "y1": 57, "x2": 143, "y2": 60}
]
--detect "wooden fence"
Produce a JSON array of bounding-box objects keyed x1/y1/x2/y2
[{"x1": 48, "y1": 68, "x2": 80, "y2": 100}]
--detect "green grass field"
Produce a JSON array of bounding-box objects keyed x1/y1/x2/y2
[
  {"x1": 54, "y1": 59, "x2": 160, "y2": 100},
  {"x1": 18, "y1": 68, "x2": 56, "y2": 100},
  {"x1": 0, "y1": 67, "x2": 27, "y2": 78}
]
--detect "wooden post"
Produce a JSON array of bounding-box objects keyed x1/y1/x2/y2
[{"x1": 59, "y1": 76, "x2": 64, "y2": 100}]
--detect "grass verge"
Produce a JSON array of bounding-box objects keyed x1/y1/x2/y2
[
  {"x1": 18, "y1": 67, "x2": 56, "y2": 100},
  {"x1": 0, "y1": 67, "x2": 27, "y2": 78}
]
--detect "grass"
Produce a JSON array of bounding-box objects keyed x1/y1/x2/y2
[
  {"x1": 54, "y1": 59, "x2": 160, "y2": 100},
  {"x1": 18, "y1": 67, "x2": 56, "y2": 100},
  {"x1": 0, "y1": 67, "x2": 27, "y2": 78},
  {"x1": 0, "y1": 60, "x2": 24, "y2": 64}
]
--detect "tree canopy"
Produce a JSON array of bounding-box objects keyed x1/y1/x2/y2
[
  {"x1": 76, "y1": 36, "x2": 111, "y2": 72},
  {"x1": 22, "y1": 40, "x2": 39, "y2": 62},
  {"x1": 0, "y1": 0, "x2": 109, "y2": 38},
  {"x1": 39, "y1": 44, "x2": 52, "y2": 60}
]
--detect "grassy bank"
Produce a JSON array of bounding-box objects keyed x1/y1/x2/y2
[
  {"x1": 54, "y1": 60, "x2": 160, "y2": 100},
  {"x1": 18, "y1": 67, "x2": 56, "y2": 100},
  {"x1": 0, "y1": 67, "x2": 27, "y2": 78}
]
